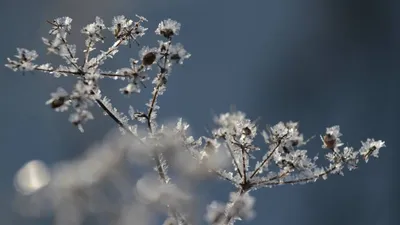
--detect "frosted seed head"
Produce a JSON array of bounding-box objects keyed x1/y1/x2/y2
[
  {"x1": 323, "y1": 134, "x2": 336, "y2": 149},
  {"x1": 49, "y1": 96, "x2": 66, "y2": 109},
  {"x1": 242, "y1": 127, "x2": 252, "y2": 136},
  {"x1": 142, "y1": 52, "x2": 157, "y2": 66},
  {"x1": 155, "y1": 19, "x2": 181, "y2": 38}
]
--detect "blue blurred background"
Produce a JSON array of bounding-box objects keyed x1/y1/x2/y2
[{"x1": 0, "y1": 0, "x2": 399, "y2": 225}]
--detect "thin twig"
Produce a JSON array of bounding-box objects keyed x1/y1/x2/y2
[
  {"x1": 225, "y1": 141, "x2": 243, "y2": 179},
  {"x1": 146, "y1": 39, "x2": 171, "y2": 132},
  {"x1": 249, "y1": 134, "x2": 287, "y2": 179},
  {"x1": 95, "y1": 99, "x2": 131, "y2": 132},
  {"x1": 253, "y1": 166, "x2": 337, "y2": 188},
  {"x1": 241, "y1": 146, "x2": 247, "y2": 184},
  {"x1": 146, "y1": 81, "x2": 161, "y2": 132},
  {"x1": 88, "y1": 39, "x2": 123, "y2": 70},
  {"x1": 82, "y1": 40, "x2": 93, "y2": 68},
  {"x1": 213, "y1": 169, "x2": 239, "y2": 185},
  {"x1": 34, "y1": 66, "x2": 130, "y2": 78}
]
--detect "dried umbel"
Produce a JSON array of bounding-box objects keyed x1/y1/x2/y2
[{"x1": 5, "y1": 13, "x2": 387, "y2": 225}]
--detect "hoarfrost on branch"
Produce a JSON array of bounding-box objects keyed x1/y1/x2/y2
[{"x1": 5, "y1": 15, "x2": 385, "y2": 225}]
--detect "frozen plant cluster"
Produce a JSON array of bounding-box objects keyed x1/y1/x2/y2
[{"x1": 5, "y1": 15, "x2": 386, "y2": 225}]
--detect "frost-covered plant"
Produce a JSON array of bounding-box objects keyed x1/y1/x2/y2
[{"x1": 6, "y1": 15, "x2": 386, "y2": 225}]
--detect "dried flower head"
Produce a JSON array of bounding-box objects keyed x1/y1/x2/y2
[
  {"x1": 360, "y1": 139, "x2": 386, "y2": 162},
  {"x1": 142, "y1": 52, "x2": 156, "y2": 66},
  {"x1": 155, "y1": 19, "x2": 181, "y2": 38},
  {"x1": 322, "y1": 134, "x2": 336, "y2": 149},
  {"x1": 139, "y1": 46, "x2": 158, "y2": 66},
  {"x1": 321, "y1": 125, "x2": 343, "y2": 149},
  {"x1": 45, "y1": 87, "x2": 70, "y2": 112}
]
